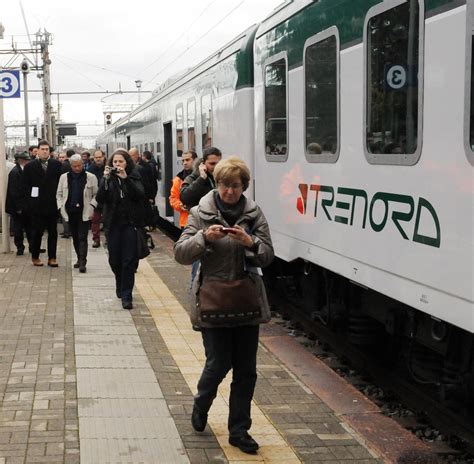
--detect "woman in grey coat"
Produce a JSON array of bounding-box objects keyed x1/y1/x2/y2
[{"x1": 174, "y1": 156, "x2": 274, "y2": 455}]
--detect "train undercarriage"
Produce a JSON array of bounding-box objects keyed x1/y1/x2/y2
[{"x1": 266, "y1": 258, "x2": 474, "y2": 414}]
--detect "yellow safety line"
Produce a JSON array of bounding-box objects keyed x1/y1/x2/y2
[{"x1": 136, "y1": 259, "x2": 301, "y2": 463}]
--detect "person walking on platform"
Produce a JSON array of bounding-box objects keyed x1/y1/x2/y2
[
  {"x1": 22, "y1": 139, "x2": 63, "y2": 267},
  {"x1": 180, "y1": 146, "x2": 222, "y2": 209},
  {"x1": 6, "y1": 152, "x2": 32, "y2": 255},
  {"x1": 174, "y1": 156, "x2": 274, "y2": 454},
  {"x1": 28, "y1": 145, "x2": 38, "y2": 160},
  {"x1": 169, "y1": 150, "x2": 197, "y2": 229},
  {"x1": 57, "y1": 155, "x2": 98, "y2": 273},
  {"x1": 96, "y1": 148, "x2": 145, "y2": 310},
  {"x1": 87, "y1": 149, "x2": 106, "y2": 248}
]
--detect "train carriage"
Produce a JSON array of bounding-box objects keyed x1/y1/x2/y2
[
  {"x1": 97, "y1": 24, "x2": 258, "y2": 219},
  {"x1": 97, "y1": 0, "x2": 474, "y2": 404}
]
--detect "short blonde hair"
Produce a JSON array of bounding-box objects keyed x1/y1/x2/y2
[{"x1": 213, "y1": 156, "x2": 250, "y2": 191}]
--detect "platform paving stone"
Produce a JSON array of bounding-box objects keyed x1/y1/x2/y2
[
  {"x1": 72, "y1": 251, "x2": 188, "y2": 464},
  {"x1": 143, "y1": 228, "x2": 382, "y2": 463},
  {"x1": 1, "y1": 227, "x2": 382, "y2": 464},
  {"x1": 0, "y1": 238, "x2": 78, "y2": 464}
]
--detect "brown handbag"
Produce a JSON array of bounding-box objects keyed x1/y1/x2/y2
[{"x1": 197, "y1": 276, "x2": 262, "y2": 324}]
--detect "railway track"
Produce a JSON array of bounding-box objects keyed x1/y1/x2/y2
[{"x1": 268, "y1": 290, "x2": 474, "y2": 463}]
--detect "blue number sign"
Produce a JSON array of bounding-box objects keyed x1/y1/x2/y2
[{"x1": 0, "y1": 70, "x2": 21, "y2": 98}]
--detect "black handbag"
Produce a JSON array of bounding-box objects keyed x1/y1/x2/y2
[
  {"x1": 136, "y1": 227, "x2": 150, "y2": 259},
  {"x1": 197, "y1": 276, "x2": 262, "y2": 324}
]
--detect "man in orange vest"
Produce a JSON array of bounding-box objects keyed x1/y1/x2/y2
[{"x1": 169, "y1": 150, "x2": 197, "y2": 228}]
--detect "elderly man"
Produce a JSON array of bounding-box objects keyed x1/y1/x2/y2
[
  {"x1": 57, "y1": 154, "x2": 98, "y2": 273},
  {"x1": 22, "y1": 140, "x2": 63, "y2": 267}
]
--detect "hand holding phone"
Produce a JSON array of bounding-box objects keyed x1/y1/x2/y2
[
  {"x1": 221, "y1": 227, "x2": 236, "y2": 234},
  {"x1": 199, "y1": 162, "x2": 208, "y2": 179}
]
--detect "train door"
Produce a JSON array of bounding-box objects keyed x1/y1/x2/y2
[
  {"x1": 163, "y1": 122, "x2": 174, "y2": 218},
  {"x1": 126, "y1": 136, "x2": 131, "y2": 151}
]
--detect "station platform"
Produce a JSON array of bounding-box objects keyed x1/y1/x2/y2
[{"x1": 0, "y1": 229, "x2": 432, "y2": 463}]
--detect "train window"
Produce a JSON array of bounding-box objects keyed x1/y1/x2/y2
[
  {"x1": 176, "y1": 104, "x2": 184, "y2": 157},
  {"x1": 304, "y1": 27, "x2": 340, "y2": 163},
  {"x1": 144, "y1": 143, "x2": 148, "y2": 152},
  {"x1": 201, "y1": 94, "x2": 213, "y2": 149},
  {"x1": 156, "y1": 142, "x2": 161, "y2": 153},
  {"x1": 150, "y1": 142, "x2": 154, "y2": 153},
  {"x1": 264, "y1": 54, "x2": 288, "y2": 161},
  {"x1": 365, "y1": 0, "x2": 423, "y2": 165},
  {"x1": 188, "y1": 98, "x2": 196, "y2": 152},
  {"x1": 465, "y1": 0, "x2": 474, "y2": 165}
]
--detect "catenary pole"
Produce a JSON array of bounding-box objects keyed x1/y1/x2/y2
[
  {"x1": 23, "y1": 69, "x2": 29, "y2": 149},
  {"x1": 0, "y1": 98, "x2": 10, "y2": 253}
]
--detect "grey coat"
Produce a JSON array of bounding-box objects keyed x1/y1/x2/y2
[{"x1": 174, "y1": 190, "x2": 274, "y2": 329}]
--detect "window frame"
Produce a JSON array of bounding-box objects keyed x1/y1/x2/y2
[
  {"x1": 187, "y1": 97, "x2": 196, "y2": 152},
  {"x1": 200, "y1": 92, "x2": 213, "y2": 150},
  {"x1": 363, "y1": 0, "x2": 425, "y2": 166},
  {"x1": 464, "y1": 0, "x2": 474, "y2": 165},
  {"x1": 303, "y1": 26, "x2": 340, "y2": 164},
  {"x1": 263, "y1": 51, "x2": 289, "y2": 163},
  {"x1": 176, "y1": 103, "x2": 184, "y2": 157}
]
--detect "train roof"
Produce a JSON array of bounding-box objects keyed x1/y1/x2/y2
[{"x1": 99, "y1": 24, "x2": 258, "y2": 139}]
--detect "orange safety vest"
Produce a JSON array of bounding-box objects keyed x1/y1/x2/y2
[{"x1": 169, "y1": 176, "x2": 189, "y2": 228}]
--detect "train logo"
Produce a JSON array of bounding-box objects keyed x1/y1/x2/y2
[{"x1": 296, "y1": 183, "x2": 441, "y2": 248}]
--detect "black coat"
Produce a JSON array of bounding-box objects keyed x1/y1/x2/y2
[
  {"x1": 180, "y1": 170, "x2": 216, "y2": 209},
  {"x1": 137, "y1": 160, "x2": 157, "y2": 201},
  {"x1": 96, "y1": 168, "x2": 146, "y2": 229},
  {"x1": 21, "y1": 158, "x2": 63, "y2": 216},
  {"x1": 87, "y1": 162, "x2": 105, "y2": 183},
  {"x1": 5, "y1": 164, "x2": 25, "y2": 215}
]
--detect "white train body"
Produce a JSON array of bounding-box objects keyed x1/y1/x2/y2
[{"x1": 98, "y1": 0, "x2": 473, "y2": 343}]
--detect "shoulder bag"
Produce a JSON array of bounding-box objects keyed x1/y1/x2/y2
[{"x1": 197, "y1": 275, "x2": 262, "y2": 324}]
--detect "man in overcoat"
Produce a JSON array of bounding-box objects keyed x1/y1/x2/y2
[{"x1": 22, "y1": 140, "x2": 63, "y2": 267}]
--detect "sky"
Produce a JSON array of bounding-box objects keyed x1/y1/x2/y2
[{"x1": 1, "y1": 0, "x2": 284, "y2": 148}]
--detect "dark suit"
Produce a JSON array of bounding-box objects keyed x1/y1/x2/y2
[
  {"x1": 6, "y1": 164, "x2": 31, "y2": 253},
  {"x1": 22, "y1": 158, "x2": 63, "y2": 259}
]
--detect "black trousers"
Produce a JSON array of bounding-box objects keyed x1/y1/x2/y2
[
  {"x1": 68, "y1": 212, "x2": 90, "y2": 265},
  {"x1": 10, "y1": 213, "x2": 32, "y2": 252},
  {"x1": 30, "y1": 214, "x2": 58, "y2": 260},
  {"x1": 195, "y1": 325, "x2": 259, "y2": 438},
  {"x1": 107, "y1": 224, "x2": 138, "y2": 301}
]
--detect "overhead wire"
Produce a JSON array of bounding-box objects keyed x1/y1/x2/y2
[
  {"x1": 51, "y1": 53, "x2": 139, "y2": 80},
  {"x1": 143, "y1": 0, "x2": 247, "y2": 88},
  {"x1": 139, "y1": 0, "x2": 217, "y2": 76},
  {"x1": 54, "y1": 55, "x2": 107, "y2": 91},
  {"x1": 18, "y1": 0, "x2": 33, "y2": 52}
]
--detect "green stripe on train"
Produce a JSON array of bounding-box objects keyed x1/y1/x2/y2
[{"x1": 255, "y1": 0, "x2": 464, "y2": 68}]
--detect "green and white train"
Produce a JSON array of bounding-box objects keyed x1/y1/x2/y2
[{"x1": 98, "y1": 0, "x2": 474, "y2": 403}]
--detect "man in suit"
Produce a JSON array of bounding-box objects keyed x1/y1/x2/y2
[
  {"x1": 6, "y1": 152, "x2": 32, "y2": 255},
  {"x1": 22, "y1": 140, "x2": 63, "y2": 267}
]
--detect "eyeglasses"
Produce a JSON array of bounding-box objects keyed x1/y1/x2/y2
[{"x1": 218, "y1": 181, "x2": 243, "y2": 190}]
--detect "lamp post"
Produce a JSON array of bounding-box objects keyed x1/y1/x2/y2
[
  {"x1": 135, "y1": 79, "x2": 142, "y2": 105},
  {"x1": 21, "y1": 60, "x2": 30, "y2": 149}
]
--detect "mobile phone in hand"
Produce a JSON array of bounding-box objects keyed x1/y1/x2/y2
[{"x1": 221, "y1": 227, "x2": 236, "y2": 234}]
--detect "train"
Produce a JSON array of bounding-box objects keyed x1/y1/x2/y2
[{"x1": 97, "y1": 0, "x2": 474, "y2": 405}]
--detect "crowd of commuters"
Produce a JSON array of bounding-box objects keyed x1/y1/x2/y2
[{"x1": 5, "y1": 141, "x2": 275, "y2": 455}]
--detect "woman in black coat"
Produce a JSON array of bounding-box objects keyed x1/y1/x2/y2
[{"x1": 96, "y1": 149, "x2": 145, "y2": 309}]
